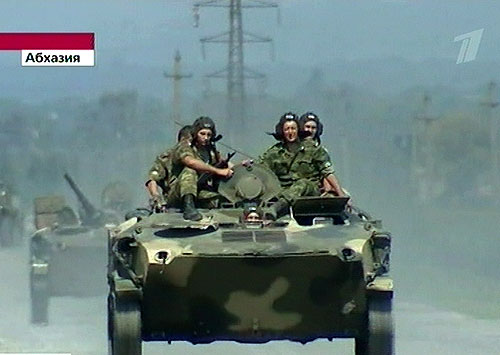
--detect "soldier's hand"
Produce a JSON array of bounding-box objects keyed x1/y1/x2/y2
[
  {"x1": 149, "y1": 195, "x2": 165, "y2": 212},
  {"x1": 344, "y1": 197, "x2": 353, "y2": 213},
  {"x1": 216, "y1": 167, "x2": 234, "y2": 178}
]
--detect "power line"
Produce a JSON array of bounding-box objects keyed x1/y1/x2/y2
[{"x1": 193, "y1": 0, "x2": 278, "y2": 133}]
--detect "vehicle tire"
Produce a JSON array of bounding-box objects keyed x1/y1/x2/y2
[
  {"x1": 108, "y1": 292, "x2": 142, "y2": 355},
  {"x1": 30, "y1": 274, "x2": 49, "y2": 325},
  {"x1": 355, "y1": 295, "x2": 393, "y2": 355},
  {"x1": 12, "y1": 215, "x2": 24, "y2": 246},
  {"x1": 0, "y1": 218, "x2": 14, "y2": 247}
]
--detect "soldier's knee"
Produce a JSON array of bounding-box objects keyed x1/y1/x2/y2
[{"x1": 180, "y1": 167, "x2": 197, "y2": 177}]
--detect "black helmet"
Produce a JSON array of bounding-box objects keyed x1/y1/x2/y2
[
  {"x1": 192, "y1": 116, "x2": 221, "y2": 142},
  {"x1": 268, "y1": 112, "x2": 299, "y2": 141},
  {"x1": 299, "y1": 111, "x2": 323, "y2": 142},
  {"x1": 177, "y1": 125, "x2": 192, "y2": 142}
]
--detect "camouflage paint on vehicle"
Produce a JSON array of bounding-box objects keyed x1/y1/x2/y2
[
  {"x1": 30, "y1": 176, "x2": 122, "y2": 324},
  {"x1": 108, "y1": 164, "x2": 393, "y2": 354}
]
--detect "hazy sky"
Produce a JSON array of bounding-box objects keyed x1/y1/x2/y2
[
  {"x1": 1, "y1": 0, "x2": 498, "y2": 62},
  {"x1": 0, "y1": 0, "x2": 499, "y2": 99}
]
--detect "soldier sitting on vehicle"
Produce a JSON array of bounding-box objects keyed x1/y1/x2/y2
[
  {"x1": 259, "y1": 112, "x2": 348, "y2": 220},
  {"x1": 298, "y1": 112, "x2": 350, "y2": 199},
  {"x1": 167, "y1": 116, "x2": 233, "y2": 221},
  {"x1": 299, "y1": 111, "x2": 324, "y2": 144},
  {"x1": 146, "y1": 125, "x2": 193, "y2": 211}
]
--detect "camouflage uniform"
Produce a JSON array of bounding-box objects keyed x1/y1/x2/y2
[
  {"x1": 258, "y1": 140, "x2": 334, "y2": 205},
  {"x1": 147, "y1": 147, "x2": 175, "y2": 197},
  {"x1": 166, "y1": 140, "x2": 220, "y2": 207}
]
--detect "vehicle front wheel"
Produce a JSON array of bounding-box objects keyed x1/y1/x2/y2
[
  {"x1": 30, "y1": 274, "x2": 49, "y2": 325},
  {"x1": 355, "y1": 295, "x2": 393, "y2": 355},
  {"x1": 108, "y1": 292, "x2": 142, "y2": 355},
  {"x1": 0, "y1": 218, "x2": 14, "y2": 247}
]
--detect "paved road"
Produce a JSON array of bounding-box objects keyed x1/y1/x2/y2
[{"x1": 1, "y1": 245, "x2": 499, "y2": 355}]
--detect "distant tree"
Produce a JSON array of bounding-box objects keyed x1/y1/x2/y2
[
  {"x1": 429, "y1": 112, "x2": 489, "y2": 195},
  {"x1": 98, "y1": 90, "x2": 139, "y2": 141}
]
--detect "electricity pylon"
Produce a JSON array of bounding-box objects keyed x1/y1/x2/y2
[{"x1": 193, "y1": 0, "x2": 278, "y2": 135}]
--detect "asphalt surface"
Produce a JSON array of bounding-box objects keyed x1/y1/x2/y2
[
  {"x1": 0, "y1": 242, "x2": 500, "y2": 355},
  {"x1": 0, "y1": 241, "x2": 499, "y2": 355}
]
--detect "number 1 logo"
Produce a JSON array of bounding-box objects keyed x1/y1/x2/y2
[{"x1": 454, "y1": 29, "x2": 484, "y2": 64}]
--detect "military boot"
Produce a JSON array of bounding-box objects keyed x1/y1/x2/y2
[
  {"x1": 264, "y1": 199, "x2": 290, "y2": 221},
  {"x1": 182, "y1": 194, "x2": 202, "y2": 221}
]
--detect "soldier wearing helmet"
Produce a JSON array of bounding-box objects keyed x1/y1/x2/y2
[
  {"x1": 299, "y1": 112, "x2": 349, "y2": 199},
  {"x1": 146, "y1": 125, "x2": 193, "y2": 211},
  {"x1": 168, "y1": 116, "x2": 233, "y2": 221},
  {"x1": 259, "y1": 112, "x2": 348, "y2": 220},
  {"x1": 299, "y1": 112, "x2": 323, "y2": 143}
]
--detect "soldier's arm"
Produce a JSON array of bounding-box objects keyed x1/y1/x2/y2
[
  {"x1": 313, "y1": 147, "x2": 348, "y2": 198},
  {"x1": 145, "y1": 157, "x2": 167, "y2": 193},
  {"x1": 182, "y1": 156, "x2": 233, "y2": 178},
  {"x1": 145, "y1": 180, "x2": 160, "y2": 198},
  {"x1": 176, "y1": 141, "x2": 233, "y2": 178},
  {"x1": 314, "y1": 146, "x2": 335, "y2": 180},
  {"x1": 145, "y1": 180, "x2": 167, "y2": 211},
  {"x1": 323, "y1": 174, "x2": 346, "y2": 197},
  {"x1": 145, "y1": 151, "x2": 172, "y2": 211}
]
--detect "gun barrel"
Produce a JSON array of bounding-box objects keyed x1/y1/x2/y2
[
  {"x1": 63, "y1": 173, "x2": 99, "y2": 223},
  {"x1": 197, "y1": 151, "x2": 235, "y2": 188}
]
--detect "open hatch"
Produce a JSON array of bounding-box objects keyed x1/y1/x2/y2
[{"x1": 292, "y1": 196, "x2": 349, "y2": 225}]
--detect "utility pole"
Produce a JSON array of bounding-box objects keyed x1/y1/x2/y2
[
  {"x1": 164, "y1": 50, "x2": 192, "y2": 122},
  {"x1": 412, "y1": 93, "x2": 438, "y2": 202},
  {"x1": 338, "y1": 86, "x2": 352, "y2": 187},
  {"x1": 481, "y1": 81, "x2": 499, "y2": 195},
  {"x1": 193, "y1": 0, "x2": 278, "y2": 140}
]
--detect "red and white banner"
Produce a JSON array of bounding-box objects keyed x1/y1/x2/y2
[{"x1": 0, "y1": 33, "x2": 95, "y2": 67}]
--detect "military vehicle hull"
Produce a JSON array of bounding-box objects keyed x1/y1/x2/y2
[
  {"x1": 108, "y1": 208, "x2": 393, "y2": 355},
  {"x1": 30, "y1": 184, "x2": 118, "y2": 325},
  {"x1": 142, "y1": 255, "x2": 366, "y2": 342},
  {"x1": 30, "y1": 226, "x2": 108, "y2": 324}
]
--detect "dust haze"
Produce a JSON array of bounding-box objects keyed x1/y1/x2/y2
[{"x1": 0, "y1": 0, "x2": 499, "y2": 354}]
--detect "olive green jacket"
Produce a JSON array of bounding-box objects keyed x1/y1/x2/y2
[{"x1": 258, "y1": 139, "x2": 334, "y2": 187}]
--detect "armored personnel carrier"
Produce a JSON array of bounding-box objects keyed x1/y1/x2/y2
[
  {"x1": 107, "y1": 164, "x2": 393, "y2": 355},
  {"x1": 30, "y1": 174, "x2": 119, "y2": 324}
]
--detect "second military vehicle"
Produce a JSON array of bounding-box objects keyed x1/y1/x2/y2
[
  {"x1": 30, "y1": 174, "x2": 120, "y2": 324},
  {"x1": 107, "y1": 164, "x2": 393, "y2": 355}
]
